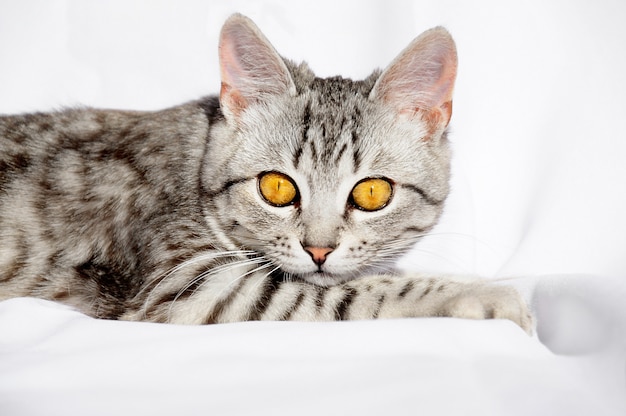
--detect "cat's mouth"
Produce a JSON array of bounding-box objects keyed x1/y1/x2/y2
[
  {"x1": 271, "y1": 254, "x2": 358, "y2": 287},
  {"x1": 292, "y1": 270, "x2": 356, "y2": 287}
]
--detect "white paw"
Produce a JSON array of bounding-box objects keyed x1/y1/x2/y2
[{"x1": 440, "y1": 284, "x2": 533, "y2": 334}]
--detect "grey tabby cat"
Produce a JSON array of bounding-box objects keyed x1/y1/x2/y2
[{"x1": 0, "y1": 14, "x2": 531, "y2": 331}]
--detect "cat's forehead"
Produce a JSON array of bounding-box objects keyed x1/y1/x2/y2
[
  {"x1": 288, "y1": 60, "x2": 379, "y2": 105},
  {"x1": 294, "y1": 73, "x2": 383, "y2": 139},
  {"x1": 308, "y1": 75, "x2": 376, "y2": 101},
  {"x1": 233, "y1": 68, "x2": 427, "y2": 185},
  {"x1": 301, "y1": 76, "x2": 372, "y2": 127}
]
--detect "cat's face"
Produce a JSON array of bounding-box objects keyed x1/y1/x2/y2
[{"x1": 202, "y1": 14, "x2": 456, "y2": 286}]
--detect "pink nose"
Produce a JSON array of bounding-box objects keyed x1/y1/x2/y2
[{"x1": 304, "y1": 246, "x2": 334, "y2": 266}]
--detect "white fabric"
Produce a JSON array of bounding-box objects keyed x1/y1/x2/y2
[{"x1": 1, "y1": 1, "x2": 625, "y2": 415}]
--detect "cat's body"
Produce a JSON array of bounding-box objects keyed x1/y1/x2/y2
[{"x1": 0, "y1": 14, "x2": 531, "y2": 331}]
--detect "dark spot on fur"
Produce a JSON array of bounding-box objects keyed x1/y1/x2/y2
[
  {"x1": 398, "y1": 281, "x2": 414, "y2": 298},
  {"x1": 75, "y1": 257, "x2": 137, "y2": 318},
  {"x1": 197, "y1": 96, "x2": 225, "y2": 123}
]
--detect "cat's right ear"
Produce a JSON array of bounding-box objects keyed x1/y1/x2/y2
[
  {"x1": 370, "y1": 27, "x2": 457, "y2": 133},
  {"x1": 218, "y1": 14, "x2": 296, "y2": 121}
]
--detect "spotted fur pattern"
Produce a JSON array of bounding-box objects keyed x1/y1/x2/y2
[{"x1": 0, "y1": 14, "x2": 531, "y2": 331}]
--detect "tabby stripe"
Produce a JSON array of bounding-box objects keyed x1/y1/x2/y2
[
  {"x1": 371, "y1": 294, "x2": 386, "y2": 319},
  {"x1": 334, "y1": 286, "x2": 358, "y2": 320},
  {"x1": 402, "y1": 226, "x2": 427, "y2": 234},
  {"x1": 281, "y1": 290, "x2": 306, "y2": 320},
  {"x1": 309, "y1": 139, "x2": 318, "y2": 163},
  {"x1": 201, "y1": 276, "x2": 248, "y2": 324},
  {"x1": 145, "y1": 287, "x2": 192, "y2": 319},
  {"x1": 302, "y1": 100, "x2": 311, "y2": 142},
  {"x1": 351, "y1": 131, "x2": 361, "y2": 172},
  {"x1": 153, "y1": 280, "x2": 198, "y2": 307},
  {"x1": 350, "y1": 108, "x2": 362, "y2": 172},
  {"x1": 292, "y1": 145, "x2": 304, "y2": 169},
  {"x1": 334, "y1": 142, "x2": 348, "y2": 165},
  {"x1": 0, "y1": 153, "x2": 32, "y2": 181},
  {"x1": 246, "y1": 276, "x2": 280, "y2": 321},
  {"x1": 293, "y1": 101, "x2": 312, "y2": 169},
  {"x1": 398, "y1": 280, "x2": 415, "y2": 298},
  {"x1": 419, "y1": 279, "x2": 435, "y2": 300},
  {"x1": 204, "y1": 177, "x2": 251, "y2": 198},
  {"x1": 401, "y1": 184, "x2": 443, "y2": 206}
]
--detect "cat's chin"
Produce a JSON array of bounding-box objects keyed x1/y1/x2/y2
[{"x1": 296, "y1": 272, "x2": 355, "y2": 287}]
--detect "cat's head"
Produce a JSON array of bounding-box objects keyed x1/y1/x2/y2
[{"x1": 202, "y1": 14, "x2": 457, "y2": 286}]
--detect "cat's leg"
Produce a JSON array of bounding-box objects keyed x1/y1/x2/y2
[
  {"x1": 363, "y1": 275, "x2": 533, "y2": 333},
  {"x1": 260, "y1": 275, "x2": 533, "y2": 334},
  {"x1": 128, "y1": 261, "x2": 531, "y2": 332},
  {"x1": 158, "y1": 272, "x2": 531, "y2": 332}
]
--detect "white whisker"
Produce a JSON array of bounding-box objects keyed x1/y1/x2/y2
[
  {"x1": 138, "y1": 250, "x2": 256, "y2": 318},
  {"x1": 240, "y1": 262, "x2": 283, "y2": 298},
  {"x1": 172, "y1": 257, "x2": 267, "y2": 302},
  {"x1": 166, "y1": 258, "x2": 275, "y2": 320}
]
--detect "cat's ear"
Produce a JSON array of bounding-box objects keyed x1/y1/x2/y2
[
  {"x1": 370, "y1": 27, "x2": 457, "y2": 130},
  {"x1": 218, "y1": 14, "x2": 296, "y2": 120}
]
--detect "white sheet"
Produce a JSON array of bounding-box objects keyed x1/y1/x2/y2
[
  {"x1": 1, "y1": 274, "x2": 625, "y2": 415},
  {"x1": 1, "y1": 1, "x2": 625, "y2": 415}
]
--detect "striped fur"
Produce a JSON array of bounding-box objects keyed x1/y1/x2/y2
[{"x1": 0, "y1": 14, "x2": 532, "y2": 332}]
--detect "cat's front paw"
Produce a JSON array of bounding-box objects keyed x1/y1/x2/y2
[{"x1": 439, "y1": 284, "x2": 533, "y2": 334}]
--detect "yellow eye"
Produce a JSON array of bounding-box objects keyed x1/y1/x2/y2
[
  {"x1": 351, "y1": 178, "x2": 393, "y2": 211},
  {"x1": 258, "y1": 172, "x2": 298, "y2": 206}
]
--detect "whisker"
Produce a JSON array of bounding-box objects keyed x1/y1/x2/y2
[
  {"x1": 138, "y1": 250, "x2": 256, "y2": 318},
  {"x1": 166, "y1": 257, "x2": 275, "y2": 320},
  {"x1": 239, "y1": 262, "x2": 283, "y2": 299},
  {"x1": 138, "y1": 249, "x2": 253, "y2": 296},
  {"x1": 171, "y1": 257, "x2": 267, "y2": 303},
  {"x1": 410, "y1": 230, "x2": 501, "y2": 256},
  {"x1": 375, "y1": 230, "x2": 485, "y2": 274}
]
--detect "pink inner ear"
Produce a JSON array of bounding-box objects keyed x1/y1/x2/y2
[
  {"x1": 418, "y1": 101, "x2": 453, "y2": 137},
  {"x1": 218, "y1": 33, "x2": 249, "y2": 116},
  {"x1": 220, "y1": 82, "x2": 247, "y2": 117},
  {"x1": 217, "y1": 14, "x2": 296, "y2": 120},
  {"x1": 440, "y1": 101, "x2": 453, "y2": 126},
  {"x1": 371, "y1": 27, "x2": 457, "y2": 128}
]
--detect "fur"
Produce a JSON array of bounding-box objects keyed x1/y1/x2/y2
[{"x1": 0, "y1": 14, "x2": 531, "y2": 331}]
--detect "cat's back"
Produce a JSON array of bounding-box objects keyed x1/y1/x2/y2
[
  {"x1": 0, "y1": 99, "x2": 219, "y2": 305},
  {"x1": 0, "y1": 100, "x2": 216, "y2": 191}
]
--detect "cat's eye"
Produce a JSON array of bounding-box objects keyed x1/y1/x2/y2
[
  {"x1": 258, "y1": 171, "x2": 299, "y2": 207},
  {"x1": 350, "y1": 178, "x2": 393, "y2": 211}
]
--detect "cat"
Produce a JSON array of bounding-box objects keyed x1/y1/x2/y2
[{"x1": 0, "y1": 14, "x2": 531, "y2": 332}]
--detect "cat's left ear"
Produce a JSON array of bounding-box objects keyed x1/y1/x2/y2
[
  {"x1": 218, "y1": 14, "x2": 297, "y2": 121},
  {"x1": 370, "y1": 27, "x2": 457, "y2": 130}
]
